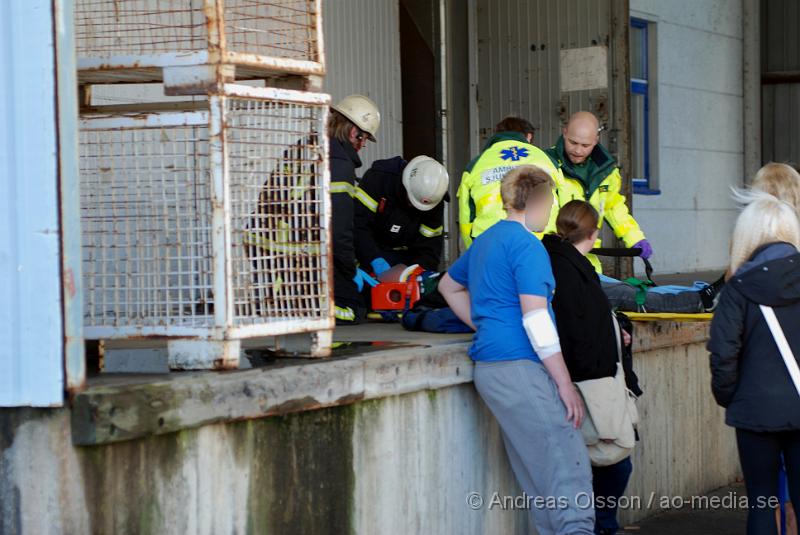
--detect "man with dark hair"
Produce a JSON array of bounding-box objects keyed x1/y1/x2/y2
[{"x1": 494, "y1": 116, "x2": 536, "y2": 140}]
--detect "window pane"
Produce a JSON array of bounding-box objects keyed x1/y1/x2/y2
[
  {"x1": 631, "y1": 92, "x2": 646, "y2": 180},
  {"x1": 630, "y1": 24, "x2": 646, "y2": 80}
]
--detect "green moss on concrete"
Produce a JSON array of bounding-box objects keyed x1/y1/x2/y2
[
  {"x1": 426, "y1": 389, "x2": 438, "y2": 404},
  {"x1": 77, "y1": 427, "x2": 191, "y2": 534},
  {"x1": 242, "y1": 403, "x2": 357, "y2": 535}
]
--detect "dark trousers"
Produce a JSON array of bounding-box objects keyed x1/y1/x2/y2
[
  {"x1": 592, "y1": 456, "x2": 633, "y2": 535},
  {"x1": 736, "y1": 428, "x2": 800, "y2": 535},
  {"x1": 333, "y1": 265, "x2": 365, "y2": 324}
]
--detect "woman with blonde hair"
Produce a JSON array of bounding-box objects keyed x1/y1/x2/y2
[
  {"x1": 732, "y1": 162, "x2": 800, "y2": 214},
  {"x1": 708, "y1": 196, "x2": 800, "y2": 535},
  {"x1": 752, "y1": 162, "x2": 800, "y2": 213}
]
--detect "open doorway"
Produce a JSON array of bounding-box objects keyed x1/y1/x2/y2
[{"x1": 399, "y1": 0, "x2": 439, "y2": 161}]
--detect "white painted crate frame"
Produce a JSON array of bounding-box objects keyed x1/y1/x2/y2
[
  {"x1": 79, "y1": 85, "x2": 334, "y2": 357},
  {"x1": 75, "y1": 0, "x2": 325, "y2": 84}
]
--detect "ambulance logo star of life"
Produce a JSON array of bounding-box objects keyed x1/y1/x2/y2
[{"x1": 500, "y1": 146, "x2": 529, "y2": 162}]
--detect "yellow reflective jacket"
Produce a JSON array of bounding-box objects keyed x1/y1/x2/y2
[
  {"x1": 457, "y1": 132, "x2": 559, "y2": 248},
  {"x1": 544, "y1": 136, "x2": 646, "y2": 272}
]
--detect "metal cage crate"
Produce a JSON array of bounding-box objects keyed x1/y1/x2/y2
[
  {"x1": 75, "y1": 0, "x2": 325, "y2": 90},
  {"x1": 79, "y1": 85, "x2": 333, "y2": 368}
]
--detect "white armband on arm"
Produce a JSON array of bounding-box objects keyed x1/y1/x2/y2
[{"x1": 522, "y1": 308, "x2": 561, "y2": 359}]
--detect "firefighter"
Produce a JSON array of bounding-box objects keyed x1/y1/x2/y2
[
  {"x1": 545, "y1": 111, "x2": 652, "y2": 272},
  {"x1": 353, "y1": 155, "x2": 450, "y2": 275},
  {"x1": 328, "y1": 94, "x2": 381, "y2": 324},
  {"x1": 457, "y1": 116, "x2": 559, "y2": 248}
]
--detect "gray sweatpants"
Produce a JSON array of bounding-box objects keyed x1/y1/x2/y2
[{"x1": 473, "y1": 359, "x2": 595, "y2": 535}]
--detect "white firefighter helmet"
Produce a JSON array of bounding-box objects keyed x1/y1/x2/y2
[
  {"x1": 402, "y1": 156, "x2": 450, "y2": 212},
  {"x1": 332, "y1": 94, "x2": 381, "y2": 142}
]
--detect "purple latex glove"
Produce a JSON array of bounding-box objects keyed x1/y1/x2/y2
[{"x1": 633, "y1": 239, "x2": 653, "y2": 259}]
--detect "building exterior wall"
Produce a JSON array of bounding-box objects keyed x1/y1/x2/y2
[
  {"x1": 1, "y1": 333, "x2": 740, "y2": 534},
  {"x1": 630, "y1": 0, "x2": 744, "y2": 274}
]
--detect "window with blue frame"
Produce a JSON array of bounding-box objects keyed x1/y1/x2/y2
[{"x1": 630, "y1": 18, "x2": 658, "y2": 194}]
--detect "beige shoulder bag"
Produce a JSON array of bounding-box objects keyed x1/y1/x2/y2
[{"x1": 574, "y1": 313, "x2": 640, "y2": 467}]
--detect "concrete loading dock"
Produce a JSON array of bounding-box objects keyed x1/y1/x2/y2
[{"x1": 2, "y1": 320, "x2": 740, "y2": 533}]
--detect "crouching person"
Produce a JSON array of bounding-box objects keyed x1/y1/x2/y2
[
  {"x1": 439, "y1": 165, "x2": 595, "y2": 534},
  {"x1": 354, "y1": 155, "x2": 449, "y2": 274}
]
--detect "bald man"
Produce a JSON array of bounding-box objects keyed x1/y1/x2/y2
[{"x1": 545, "y1": 111, "x2": 651, "y2": 272}]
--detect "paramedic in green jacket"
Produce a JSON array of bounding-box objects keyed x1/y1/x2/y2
[{"x1": 545, "y1": 111, "x2": 652, "y2": 272}]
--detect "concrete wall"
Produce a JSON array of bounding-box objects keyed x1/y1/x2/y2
[
  {"x1": 630, "y1": 0, "x2": 744, "y2": 274},
  {"x1": 1, "y1": 326, "x2": 740, "y2": 535}
]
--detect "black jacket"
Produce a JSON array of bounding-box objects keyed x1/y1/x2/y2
[
  {"x1": 329, "y1": 137, "x2": 362, "y2": 283},
  {"x1": 543, "y1": 234, "x2": 619, "y2": 382},
  {"x1": 354, "y1": 157, "x2": 445, "y2": 271},
  {"x1": 708, "y1": 242, "x2": 800, "y2": 432}
]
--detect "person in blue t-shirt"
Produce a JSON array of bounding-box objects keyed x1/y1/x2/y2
[{"x1": 439, "y1": 165, "x2": 595, "y2": 535}]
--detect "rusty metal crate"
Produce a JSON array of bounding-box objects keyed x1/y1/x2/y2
[
  {"x1": 75, "y1": 0, "x2": 325, "y2": 91},
  {"x1": 79, "y1": 85, "x2": 333, "y2": 368}
]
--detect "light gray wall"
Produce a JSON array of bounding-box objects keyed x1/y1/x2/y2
[{"x1": 630, "y1": 0, "x2": 744, "y2": 274}]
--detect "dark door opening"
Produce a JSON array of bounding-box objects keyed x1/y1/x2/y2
[{"x1": 399, "y1": 0, "x2": 438, "y2": 161}]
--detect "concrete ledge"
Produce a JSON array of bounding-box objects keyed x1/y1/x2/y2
[
  {"x1": 71, "y1": 320, "x2": 711, "y2": 447},
  {"x1": 71, "y1": 340, "x2": 473, "y2": 446}
]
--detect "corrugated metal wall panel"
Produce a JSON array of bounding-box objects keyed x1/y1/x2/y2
[
  {"x1": 0, "y1": 0, "x2": 65, "y2": 407},
  {"x1": 762, "y1": 0, "x2": 800, "y2": 72},
  {"x1": 322, "y1": 0, "x2": 403, "y2": 171},
  {"x1": 762, "y1": 84, "x2": 800, "y2": 164},
  {"x1": 761, "y1": 0, "x2": 800, "y2": 165},
  {"x1": 474, "y1": 0, "x2": 630, "y2": 275},
  {"x1": 475, "y1": 0, "x2": 613, "y2": 151}
]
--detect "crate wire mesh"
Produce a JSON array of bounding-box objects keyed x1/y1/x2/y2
[
  {"x1": 80, "y1": 114, "x2": 215, "y2": 331},
  {"x1": 75, "y1": 0, "x2": 325, "y2": 83},
  {"x1": 80, "y1": 85, "x2": 333, "y2": 340}
]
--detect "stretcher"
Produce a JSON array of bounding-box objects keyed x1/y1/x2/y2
[{"x1": 593, "y1": 246, "x2": 713, "y2": 321}]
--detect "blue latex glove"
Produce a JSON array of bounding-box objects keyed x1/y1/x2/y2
[
  {"x1": 633, "y1": 239, "x2": 653, "y2": 259},
  {"x1": 370, "y1": 257, "x2": 392, "y2": 276},
  {"x1": 353, "y1": 268, "x2": 379, "y2": 291}
]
